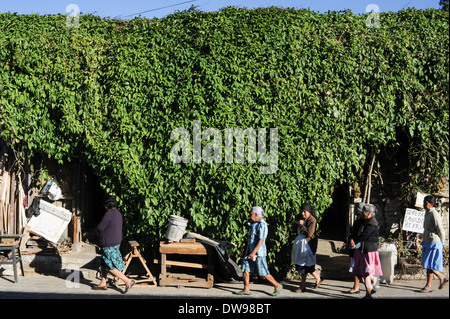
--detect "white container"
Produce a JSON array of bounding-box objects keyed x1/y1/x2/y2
[
  {"x1": 378, "y1": 243, "x2": 398, "y2": 284},
  {"x1": 165, "y1": 215, "x2": 188, "y2": 242},
  {"x1": 26, "y1": 200, "x2": 72, "y2": 244}
]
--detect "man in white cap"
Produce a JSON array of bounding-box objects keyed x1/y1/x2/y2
[{"x1": 236, "y1": 206, "x2": 283, "y2": 296}]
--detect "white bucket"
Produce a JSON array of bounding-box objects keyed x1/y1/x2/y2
[
  {"x1": 379, "y1": 243, "x2": 398, "y2": 284},
  {"x1": 165, "y1": 215, "x2": 188, "y2": 242}
]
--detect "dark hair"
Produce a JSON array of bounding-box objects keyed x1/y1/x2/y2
[
  {"x1": 300, "y1": 202, "x2": 314, "y2": 214},
  {"x1": 300, "y1": 202, "x2": 318, "y2": 220},
  {"x1": 423, "y1": 195, "x2": 437, "y2": 207},
  {"x1": 104, "y1": 195, "x2": 118, "y2": 208}
]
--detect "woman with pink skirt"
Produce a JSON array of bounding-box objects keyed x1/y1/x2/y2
[{"x1": 349, "y1": 204, "x2": 383, "y2": 299}]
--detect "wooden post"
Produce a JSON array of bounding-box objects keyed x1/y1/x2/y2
[
  {"x1": 72, "y1": 214, "x2": 78, "y2": 245},
  {"x1": 9, "y1": 171, "x2": 15, "y2": 234},
  {"x1": 20, "y1": 225, "x2": 31, "y2": 251},
  {"x1": 363, "y1": 151, "x2": 376, "y2": 204}
]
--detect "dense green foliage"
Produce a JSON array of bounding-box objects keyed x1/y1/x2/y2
[{"x1": 1, "y1": 8, "x2": 448, "y2": 275}]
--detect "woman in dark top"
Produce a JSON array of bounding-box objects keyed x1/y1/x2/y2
[
  {"x1": 349, "y1": 204, "x2": 383, "y2": 299},
  {"x1": 93, "y1": 195, "x2": 135, "y2": 293},
  {"x1": 347, "y1": 202, "x2": 366, "y2": 294}
]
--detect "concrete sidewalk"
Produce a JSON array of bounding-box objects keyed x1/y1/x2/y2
[
  {"x1": 1, "y1": 275, "x2": 446, "y2": 319},
  {"x1": 1, "y1": 273, "x2": 448, "y2": 299}
]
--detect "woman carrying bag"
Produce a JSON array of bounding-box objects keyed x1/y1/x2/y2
[{"x1": 291, "y1": 203, "x2": 323, "y2": 292}]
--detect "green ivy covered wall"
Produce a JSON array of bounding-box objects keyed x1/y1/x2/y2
[{"x1": 0, "y1": 7, "x2": 448, "y2": 275}]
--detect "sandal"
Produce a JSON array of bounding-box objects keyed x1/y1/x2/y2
[
  {"x1": 347, "y1": 289, "x2": 360, "y2": 294},
  {"x1": 420, "y1": 287, "x2": 433, "y2": 293},
  {"x1": 295, "y1": 287, "x2": 306, "y2": 293},
  {"x1": 92, "y1": 285, "x2": 107, "y2": 291},
  {"x1": 272, "y1": 284, "x2": 283, "y2": 296},
  {"x1": 439, "y1": 277, "x2": 448, "y2": 290},
  {"x1": 123, "y1": 280, "x2": 135, "y2": 294},
  {"x1": 235, "y1": 291, "x2": 252, "y2": 295},
  {"x1": 314, "y1": 277, "x2": 323, "y2": 289}
]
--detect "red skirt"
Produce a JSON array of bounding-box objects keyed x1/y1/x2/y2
[{"x1": 352, "y1": 249, "x2": 383, "y2": 277}]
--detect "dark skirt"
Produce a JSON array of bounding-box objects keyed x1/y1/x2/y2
[{"x1": 295, "y1": 264, "x2": 316, "y2": 274}]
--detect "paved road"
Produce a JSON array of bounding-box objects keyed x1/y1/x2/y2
[{"x1": 1, "y1": 273, "x2": 448, "y2": 317}]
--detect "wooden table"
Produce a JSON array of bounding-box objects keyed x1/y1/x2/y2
[{"x1": 159, "y1": 240, "x2": 214, "y2": 288}]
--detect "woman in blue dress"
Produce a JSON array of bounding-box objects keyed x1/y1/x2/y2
[{"x1": 420, "y1": 195, "x2": 448, "y2": 293}]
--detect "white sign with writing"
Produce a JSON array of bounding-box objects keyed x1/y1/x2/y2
[{"x1": 402, "y1": 208, "x2": 425, "y2": 234}]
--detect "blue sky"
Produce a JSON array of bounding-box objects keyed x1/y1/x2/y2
[{"x1": 0, "y1": 0, "x2": 442, "y2": 19}]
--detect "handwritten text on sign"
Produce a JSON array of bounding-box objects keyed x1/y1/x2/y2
[{"x1": 402, "y1": 208, "x2": 425, "y2": 234}]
